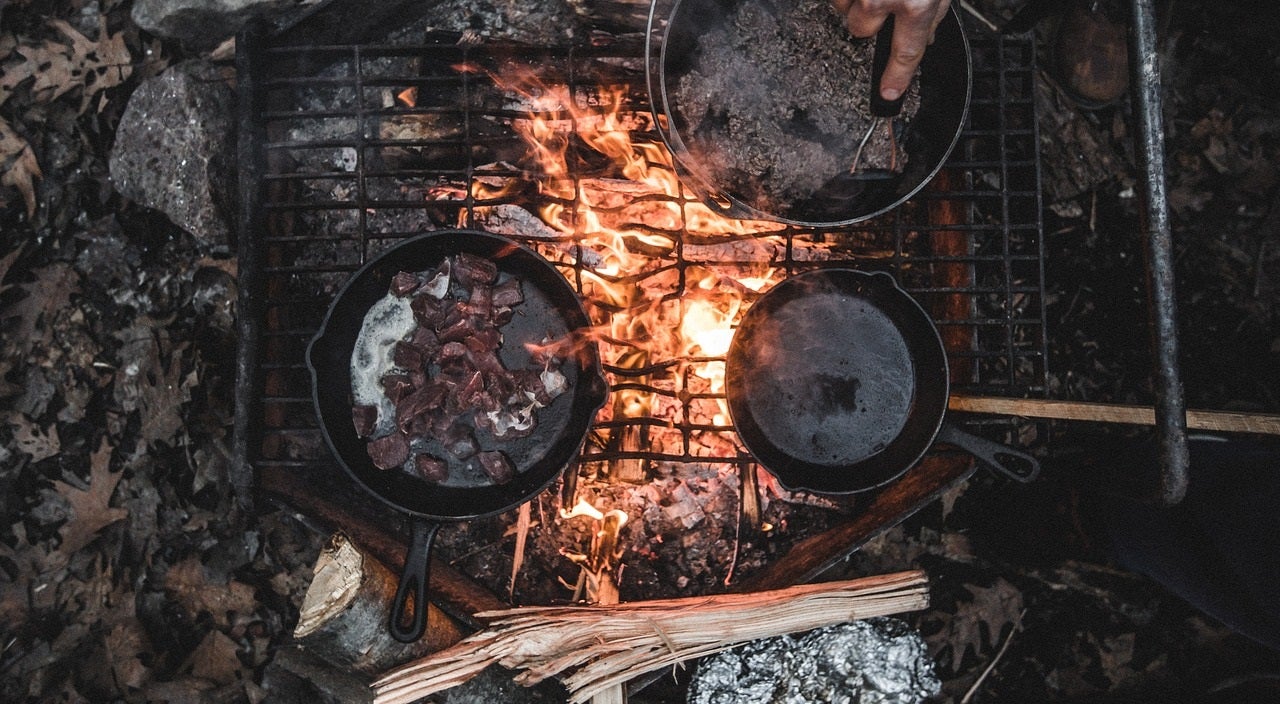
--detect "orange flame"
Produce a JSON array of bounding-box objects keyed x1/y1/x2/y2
[{"x1": 464, "y1": 65, "x2": 787, "y2": 430}]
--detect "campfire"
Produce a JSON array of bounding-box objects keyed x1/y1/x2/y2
[{"x1": 242, "y1": 9, "x2": 1050, "y2": 699}]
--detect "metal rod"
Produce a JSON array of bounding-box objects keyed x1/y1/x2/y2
[
  {"x1": 1129, "y1": 0, "x2": 1190, "y2": 504},
  {"x1": 231, "y1": 22, "x2": 269, "y2": 518}
]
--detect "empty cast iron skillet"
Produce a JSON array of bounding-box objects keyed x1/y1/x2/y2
[
  {"x1": 307, "y1": 230, "x2": 608, "y2": 642},
  {"x1": 647, "y1": 0, "x2": 971, "y2": 226},
  {"x1": 725, "y1": 269, "x2": 1038, "y2": 494}
]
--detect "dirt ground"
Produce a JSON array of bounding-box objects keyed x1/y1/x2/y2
[{"x1": 1, "y1": 0, "x2": 1279, "y2": 702}]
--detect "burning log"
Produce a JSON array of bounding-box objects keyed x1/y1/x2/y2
[
  {"x1": 371, "y1": 570, "x2": 930, "y2": 704},
  {"x1": 293, "y1": 533, "x2": 465, "y2": 674},
  {"x1": 605, "y1": 348, "x2": 651, "y2": 485},
  {"x1": 559, "y1": 501, "x2": 629, "y2": 605}
]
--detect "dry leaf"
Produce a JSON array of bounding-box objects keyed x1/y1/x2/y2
[
  {"x1": 113, "y1": 325, "x2": 191, "y2": 445},
  {"x1": 1, "y1": 261, "x2": 80, "y2": 357},
  {"x1": 938, "y1": 577, "x2": 1024, "y2": 671},
  {"x1": 0, "y1": 243, "x2": 23, "y2": 293},
  {"x1": 0, "y1": 118, "x2": 41, "y2": 217},
  {"x1": 54, "y1": 437, "x2": 128, "y2": 555},
  {"x1": 0, "y1": 16, "x2": 133, "y2": 113},
  {"x1": 163, "y1": 557, "x2": 259, "y2": 629},
  {"x1": 186, "y1": 630, "x2": 242, "y2": 685},
  {"x1": 7, "y1": 412, "x2": 61, "y2": 462},
  {"x1": 0, "y1": 14, "x2": 132, "y2": 216},
  {"x1": 104, "y1": 621, "x2": 153, "y2": 690}
]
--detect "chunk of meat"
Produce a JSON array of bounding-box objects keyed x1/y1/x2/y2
[
  {"x1": 352, "y1": 404, "x2": 378, "y2": 437},
  {"x1": 411, "y1": 294, "x2": 449, "y2": 328},
  {"x1": 477, "y1": 450, "x2": 515, "y2": 484},
  {"x1": 393, "y1": 340, "x2": 427, "y2": 371},
  {"x1": 367, "y1": 432, "x2": 410, "y2": 470},
  {"x1": 413, "y1": 454, "x2": 449, "y2": 483},
  {"x1": 491, "y1": 278, "x2": 523, "y2": 308},
  {"x1": 381, "y1": 374, "x2": 414, "y2": 403},
  {"x1": 361, "y1": 253, "x2": 569, "y2": 487},
  {"x1": 391, "y1": 271, "x2": 420, "y2": 296},
  {"x1": 452, "y1": 251, "x2": 499, "y2": 286}
]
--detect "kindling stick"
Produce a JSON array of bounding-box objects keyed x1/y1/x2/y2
[{"x1": 372, "y1": 571, "x2": 930, "y2": 704}]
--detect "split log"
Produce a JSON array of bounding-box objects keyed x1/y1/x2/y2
[
  {"x1": 260, "y1": 464, "x2": 511, "y2": 629},
  {"x1": 372, "y1": 570, "x2": 930, "y2": 704},
  {"x1": 294, "y1": 532, "x2": 466, "y2": 674}
]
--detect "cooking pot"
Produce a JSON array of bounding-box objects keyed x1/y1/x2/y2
[
  {"x1": 725, "y1": 269, "x2": 1038, "y2": 493},
  {"x1": 307, "y1": 230, "x2": 608, "y2": 642},
  {"x1": 646, "y1": 0, "x2": 972, "y2": 226}
]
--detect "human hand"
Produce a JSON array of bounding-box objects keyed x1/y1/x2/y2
[{"x1": 831, "y1": 0, "x2": 952, "y2": 101}]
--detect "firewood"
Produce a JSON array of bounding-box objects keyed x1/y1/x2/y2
[
  {"x1": 372, "y1": 570, "x2": 930, "y2": 704},
  {"x1": 293, "y1": 532, "x2": 465, "y2": 674}
]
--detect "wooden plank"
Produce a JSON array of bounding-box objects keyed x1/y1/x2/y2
[
  {"x1": 733, "y1": 454, "x2": 975, "y2": 593},
  {"x1": 949, "y1": 394, "x2": 1280, "y2": 436}
]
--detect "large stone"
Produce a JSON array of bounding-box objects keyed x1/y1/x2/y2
[
  {"x1": 109, "y1": 60, "x2": 235, "y2": 246},
  {"x1": 132, "y1": 0, "x2": 303, "y2": 49}
]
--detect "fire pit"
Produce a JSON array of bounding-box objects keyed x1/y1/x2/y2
[{"x1": 232, "y1": 5, "x2": 1046, "y2": 624}]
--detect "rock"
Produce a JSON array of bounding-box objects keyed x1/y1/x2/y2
[
  {"x1": 132, "y1": 0, "x2": 304, "y2": 50},
  {"x1": 109, "y1": 60, "x2": 235, "y2": 246}
]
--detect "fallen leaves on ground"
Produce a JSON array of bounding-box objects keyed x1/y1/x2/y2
[
  {"x1": 0, "y1": 16, "x2": 133, "y2": 111},
  {"x1": 0, "y1": 260, "x2": 80, "y2": 360},
  {"x1": 163, "y1": 555, "x2": 261, "y2": 630},
  {"x1": 0, "y1": 14, "x2": 134, "y2": 216},
  {"x1": 934, "y1": 576, "x2": 1025, "y2": 672}
]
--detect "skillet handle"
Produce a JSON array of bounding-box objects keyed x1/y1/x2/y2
[
  {"x1": 389, "y1": 520, "x2": 441, "y2": 643},
  {"x1": 937, "y1": 422, "x2": 1040, "y2": 483}
]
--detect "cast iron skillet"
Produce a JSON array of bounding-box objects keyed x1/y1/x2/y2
[
  {"x1": 647, "y1": 0, "x2": 971, "y2": 227},
  {"x1": 725, "y1": 269, "x2": 1038, "y2": 493},
  {"x1": 307, "y1": 230, "x2": 608, "y2": 642}
]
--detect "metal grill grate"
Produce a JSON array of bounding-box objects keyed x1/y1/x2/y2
[{"x1": 234, "y1": 22, "x2": 1047, "y2": 479}]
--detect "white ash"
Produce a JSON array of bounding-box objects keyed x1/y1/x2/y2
[
  {"x1": 687, "y1": 618, "x2": 940, "y2": 704},
  {"x1": 350, "y1": 293, "x2": 417, "y2": 438}
]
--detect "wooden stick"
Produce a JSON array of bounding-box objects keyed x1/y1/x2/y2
[
  {"x1": 949, "y1": 394, "x2": 1280, "y2": 436},
  {"x1": 372, "y1": 571, "x2": 930, "y2": 704}
]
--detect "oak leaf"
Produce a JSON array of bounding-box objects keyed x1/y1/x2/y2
[
  {"x1": 0, "y1": 118, "x2": 41, "y2": 217},
  {"x1": 937, "y1": 577, "x2": 1024, "y2": 671},
  {"x1": 54, "y1": 437, "x2": 128, "y2": 555},
  {"x1": 0, "y1": 16, "x2": 133, "y2": 112},
  {"x1": 0, "y1": 261, "x2": 80, "y2": 358},
  {"x1": 113, "y1": 324, "x2": 191, "y2": 445}
]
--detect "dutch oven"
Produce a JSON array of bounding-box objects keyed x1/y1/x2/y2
[
  {"x1": 726, "y1": 269, "x2": 1039, "y2": 493},
  {"x1": 307, "y1": 230, "x2": 608, "y2": 642}
]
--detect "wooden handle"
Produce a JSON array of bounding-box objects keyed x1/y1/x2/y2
[{"x1": 949, "y1": 395, "x2": 1280, "y2": 436}]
